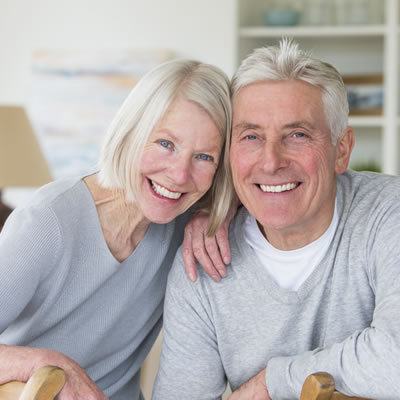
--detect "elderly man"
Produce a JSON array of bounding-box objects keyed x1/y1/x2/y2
[{"x1": 152, "y1": 39, "x2": 400, "y2": 399}]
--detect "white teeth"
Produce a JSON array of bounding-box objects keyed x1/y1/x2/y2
[
  {"x1": 260, "y1": 183, "x2": 297, "y2": 193},
  {"x1": 151, "y1": 181, "x2": 182, "y2": 199}
]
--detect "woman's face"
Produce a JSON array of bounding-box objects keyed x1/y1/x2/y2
[{"x1": 138, "y1": 97, "x2": 223, "y2": 224}]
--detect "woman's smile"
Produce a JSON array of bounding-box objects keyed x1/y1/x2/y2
[
  {"x1": 138, "y1": 97, "x2": 222, "y2": 224},
  {"x1": 149, "y1": 179, "x2": 184, "y2": 200}
]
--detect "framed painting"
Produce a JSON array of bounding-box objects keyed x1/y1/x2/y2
[{"x1": 27, "y1": 49, "x2": 174, "y2": 179}]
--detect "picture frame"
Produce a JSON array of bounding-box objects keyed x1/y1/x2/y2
[{"x1": 343, "y1": 75, "x2": 384, "y2": 116}]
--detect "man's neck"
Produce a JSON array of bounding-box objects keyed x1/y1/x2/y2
[{"x1": 258, "y1": 205, "x2": 337, "y2": 251}]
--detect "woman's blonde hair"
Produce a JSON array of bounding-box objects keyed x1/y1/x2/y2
[{"x1": 97, "y1": 58, "x2": 233, "y2": 235}]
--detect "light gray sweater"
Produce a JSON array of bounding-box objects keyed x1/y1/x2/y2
[
  {"x1": 0, "y1": 177, "x2": 189, "y2": 400},
  {"x1": 153, "y1": 170, "x2": 400, "y2": 400}
]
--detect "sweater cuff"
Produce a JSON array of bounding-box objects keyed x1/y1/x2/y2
[{"x1": 266, "y1": 356, "x2": 301, "y2": 399}]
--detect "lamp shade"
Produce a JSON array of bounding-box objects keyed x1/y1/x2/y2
[{"x1": 0, "y1": 106, "x2": 52, "y2": 188}]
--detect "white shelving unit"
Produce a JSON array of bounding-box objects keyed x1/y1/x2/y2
[
  {"x1": 235, "y1": 0, "x2": 399, "y2": 175},
  {"x1": 239, "y1": 25, "x2": 388, "y2": 37}
]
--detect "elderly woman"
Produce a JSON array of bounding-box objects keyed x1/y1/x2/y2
[{"x1": 0, "y1": 59, "x2": 232, "y2": 400}]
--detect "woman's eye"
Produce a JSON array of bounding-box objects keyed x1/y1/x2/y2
[
  {"x1": 159, "y1": 140, "x2": 172, "y2": 149},
  {"x1": 197, "y1": 154, "x2": 214, "y2": 162}
]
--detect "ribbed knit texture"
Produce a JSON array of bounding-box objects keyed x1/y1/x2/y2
[
  {"x1": 154, "y1": 170, "x2": 400, "y2": 400},
  {"x1": 0, "y1": 177, "x2": 190, "y2": 400}
]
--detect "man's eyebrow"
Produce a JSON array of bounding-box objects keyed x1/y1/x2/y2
[
  {"x1": 284, "y1": 120, "x2": 316, "y2": 130},
  {"x1": 232, "y1": 122, "x2": 262, "y2": 131}
]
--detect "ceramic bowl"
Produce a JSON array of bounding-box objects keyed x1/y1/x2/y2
[{"x1": 263, "y1": 9, "x2": 300, "y2": 26}]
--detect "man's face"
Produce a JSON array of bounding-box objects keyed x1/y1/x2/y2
[{"x1": 230, "y1": 80, "x2": 353, "y2": 250}]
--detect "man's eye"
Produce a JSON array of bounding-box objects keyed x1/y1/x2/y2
[
  {"x1": 245, "y1": 135, "x2": 257, "y2": 140},
  {"x1": 293, "y1": 132, "x2": 305, "y2": 138},
  {"x1": 197, "y1": 154, "x2": 213, "y2": 162}
]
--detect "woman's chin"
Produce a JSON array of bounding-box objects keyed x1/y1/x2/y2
[{"x1": 149, "y1": 215, "x2": 175, "y2": 224}]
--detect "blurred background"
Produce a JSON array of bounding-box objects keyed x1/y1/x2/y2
[
  {"x1": 1, "y1": 0, "x2": 399, "y2": 207},
  {"x1": 0, "y1": 0, "x2": 399, "y2": 397}
]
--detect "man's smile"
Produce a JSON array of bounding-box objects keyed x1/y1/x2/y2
[{"x1": 258, "y1": 182, "x2": 300, "y2": 193}]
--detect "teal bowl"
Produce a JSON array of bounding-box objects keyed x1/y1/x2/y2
[{"x1": 263, "y1": 9, "x2": 300, "y2": 26}]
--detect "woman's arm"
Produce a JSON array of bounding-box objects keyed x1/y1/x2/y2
[
  {"x1": 0, "y1": 345, "x2": 107, "y2": 400},
  {"x1": 0, "y1": 208, "x2": 107, "y2": 400}
]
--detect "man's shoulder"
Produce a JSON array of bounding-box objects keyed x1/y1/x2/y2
[
  {"x1": 168, "y1": 248, "x2": 226, "y2": 294},
  {"x1": 338, "y1": 170, "x2": 400, "y2": 218},
  {"x1": 167, "y1": 248, "x2": 188, "y2": 286},
  {"x1": 168, "y1": 211, "x2": 252, "y2": 297},
  {"x1": 340, "y1": 170, "x2": 400, "y2": 196},
  {"x1": 336, "y1": 170, "x2": 400, "y2": 257}
]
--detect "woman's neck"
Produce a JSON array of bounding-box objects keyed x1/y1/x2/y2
[{"x1": 83, "y1": 174, "x2": 151, "y2": 262}]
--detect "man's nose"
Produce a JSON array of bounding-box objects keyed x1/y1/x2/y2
[{"x1": 261, "y1": 141, "x2": 289, "y2": 174}]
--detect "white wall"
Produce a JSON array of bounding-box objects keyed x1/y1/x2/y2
[
  {"x1": 1, "y1": 0, "x2": 236, "y2": 206},
  {"x1": 0, "y1": 0, "x2": 236, "y2": 105}
]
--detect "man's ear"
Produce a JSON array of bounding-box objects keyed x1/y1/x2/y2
[{"x1": 335, "y1": 127, "x2": 355, "y2": 174}]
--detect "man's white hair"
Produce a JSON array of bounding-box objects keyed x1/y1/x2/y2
[{"x1": 232, "y1": 38, "x2": 349, "y2": 144}]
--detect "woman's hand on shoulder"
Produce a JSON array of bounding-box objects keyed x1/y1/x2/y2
[{"x1": 182, "y1": 198, "x2": 240, "y2": 282}]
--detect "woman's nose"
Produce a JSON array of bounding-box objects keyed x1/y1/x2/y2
[{"x1": 167, "y1": 155, "x2": 192, "y2": 185}]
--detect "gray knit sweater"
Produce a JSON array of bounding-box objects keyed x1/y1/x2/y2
[
  {"x1": 153, "y1": 170, "x2": 400, "y2": 400},
  {"x1": 0, "y1": 177, "x2": 189, "y2": 400}
]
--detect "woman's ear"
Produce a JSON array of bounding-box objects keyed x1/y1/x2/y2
[{"x1": 335, "y1": 127, "x2": 355, "y2": 174}]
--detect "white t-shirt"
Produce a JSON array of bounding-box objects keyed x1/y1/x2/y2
[{"x1": 244, "y1": 203, "x2": 338, "y2": 291}]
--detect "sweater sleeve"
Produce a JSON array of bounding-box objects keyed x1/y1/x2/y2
[
  {"x1": 266, "y1": 200, "x2": 400, "y2": 399},
  {"x1": 152, "y1": 249, "x2": 227, "y2": 400},
  {"x1": 0, "y1": 205, "x2": 61, "y2": 332}
]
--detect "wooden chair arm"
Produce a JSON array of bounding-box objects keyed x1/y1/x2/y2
[
  {"x1": 0, "y1": 366, "x2": 66, "y2": 400},
  {"x1": 0, "y1": 381, "x2": 25, "y2": 400},
  {"x1": 300, "y1": 372, "x2": 335, "y2": 400},
  {"x1": 300, "y1": 372, "x2": 370, "y2": 400}
]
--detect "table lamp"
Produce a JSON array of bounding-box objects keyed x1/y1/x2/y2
[{"x1": 0, "y1": 106, "x2": 52, "y2": 228}]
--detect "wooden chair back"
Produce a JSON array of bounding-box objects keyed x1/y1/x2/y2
[
  {"x1": 300, "y1": 372, "x2": 370, "y2": 400},
  {"x1": 0, "y1": 366, "x2": 65, "y2": 400}
]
